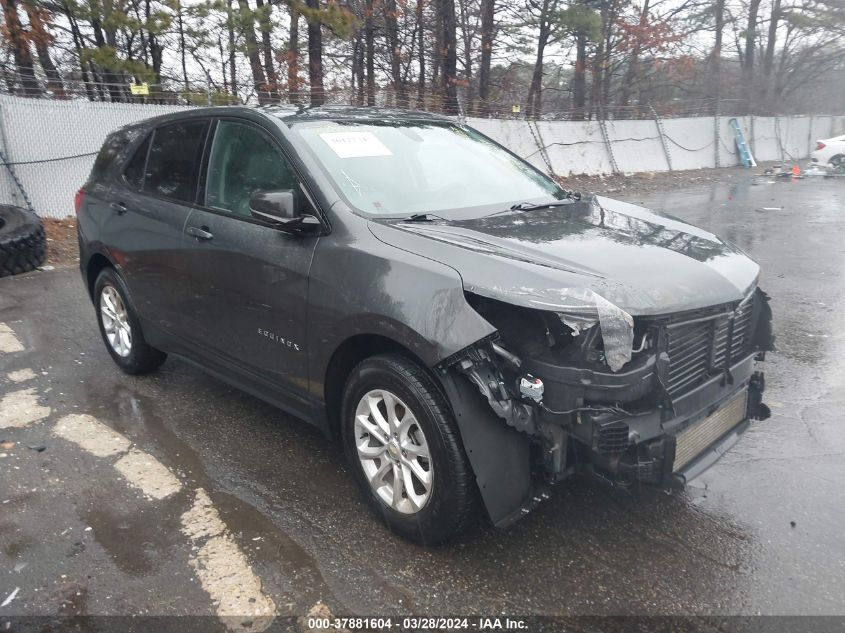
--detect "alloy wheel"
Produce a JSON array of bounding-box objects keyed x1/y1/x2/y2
[
  {"x1": 353, "y1": 389, "x2": 433, "y2": 514},
  {"x1": 100, "y1": 285, "x2": 132, "y2": 357}
]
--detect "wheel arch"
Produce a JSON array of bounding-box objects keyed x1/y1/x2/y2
[
  {"x1": 323, "y1": 332, "x2": 536, "y2": 528},
  {"x1": 323, "y1": 333, "x2": 434, "y2": 440},
  {"x1": 85, "y1": 251, "x2": 115, "y2": 300}
]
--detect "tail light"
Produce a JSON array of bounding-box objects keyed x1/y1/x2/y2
[
  {"x1": 74, "y1": 188, "x2": 84, "y2": 215},
  {"x1": 816, "y1": 141, "x2": 826, "y2": 151}
]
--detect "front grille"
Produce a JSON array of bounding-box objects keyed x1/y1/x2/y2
[
  {"x1": 664, "y1": 298, "x2": 755, "y2": 396},
  {"x1": 674, "y1": 389, "x2": 748, "y2": 471}
]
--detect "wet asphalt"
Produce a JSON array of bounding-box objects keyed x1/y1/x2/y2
[{"x1": 1, "y1": 172, "x2": 843, "y2": 622}]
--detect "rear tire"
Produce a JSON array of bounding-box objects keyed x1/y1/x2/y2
[
  {"x1": 0, "y1": 205, "x2": 46, "y2": 277},
  {"x1": 829, "y1": 155, "x2": 844, "y2": 168},
  {"x1": 94, "y1": 267, "x2": 166, "y2": 374},
  {"x1": 341, "y1": 354, "x2": 476, "y2": 544}
]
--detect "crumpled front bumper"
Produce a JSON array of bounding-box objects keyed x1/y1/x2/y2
[{"x1": 580, "y1": 353, "x2": 768, "y2": 489}]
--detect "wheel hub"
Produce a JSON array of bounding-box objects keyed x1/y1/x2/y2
[
  {"x1": 100, "y1": 285, "x2": 132, "y2": 358},
  {"x1": 353, "y1": 389, "x2": 433, "y2": 515}
]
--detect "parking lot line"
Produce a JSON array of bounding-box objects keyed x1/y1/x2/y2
[
  {"x1": 182, "y1": 489, "x2": 277, "y2": 631},
  {"x1": 0, "y1": 323, "x2": 25, "y2": 354},
  {"x1": 6, "y1": 368, "x2": 37, "y2": 383},
  {"x1": 114, "y1": 449, "x2": 184, "y2": 500},
  {"x1": 0, "y1": 387, "x2": 51, "y2": 428},
  {"x1": 51, "y1": 413, "x2": 277, "y2": 627},
  {"x1": 53, "y1": 413, "x2": 132, "y2": 457}
]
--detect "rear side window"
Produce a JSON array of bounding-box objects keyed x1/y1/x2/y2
[
  {"x1": 123, "y1": 134, "x2": 151, "y2": 190},
  {"x1": 90, "y1": 130, "x2": 131, "y2": 182},
  {"x1": 143, "y1": 120, "x2": 208, "y2": 203}
]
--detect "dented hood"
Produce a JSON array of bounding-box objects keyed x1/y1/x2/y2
[{"x1": 368, "y1": 196, "x2": 759, "y2": 316}]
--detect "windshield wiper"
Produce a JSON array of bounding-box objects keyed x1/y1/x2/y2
[
  {"x1": 403, "y1": 213, "x2": 448, "y2": 222},
  {"x1": 509, "y1": 201, "x2": 572, "y2": 212}
]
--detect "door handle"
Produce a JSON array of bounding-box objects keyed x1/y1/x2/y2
[
  {"x1": 110, "y1": 202, "x2": 128, "y2": 215},
  {"x1": 187, "y1": 226, "x2": 214, "y2": 241}
]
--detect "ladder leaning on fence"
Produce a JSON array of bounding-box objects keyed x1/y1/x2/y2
[{"x1": 729, "y1": 118, "x2": 757, "y2": 168}]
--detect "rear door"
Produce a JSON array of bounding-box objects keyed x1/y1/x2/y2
[
  {"x1": 181, "y1": 118, "x2": 319, "y2": 401},
  {"x1": 100, "y1": 119, "x2": 210, "y2": 336}
]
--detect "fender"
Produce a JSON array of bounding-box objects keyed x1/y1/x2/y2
[{"x1": 306, "y1": 217, "x2": 496, "y2": 398}]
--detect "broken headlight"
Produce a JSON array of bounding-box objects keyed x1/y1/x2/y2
[{"x1": 556, "y1": 293, "x2": 635, "y2": 372}]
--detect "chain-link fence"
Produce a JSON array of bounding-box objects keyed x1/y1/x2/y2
[
  {"x1": 3, "y1": 63, "x2": 835, "y2": 120},
  {"x1": 0, "y1": 90, "x2": 843, "y2": 218}
]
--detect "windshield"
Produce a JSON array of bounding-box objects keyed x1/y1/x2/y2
[{"x1": 293, "y1": 120, "x2": 563, "y2": 217}]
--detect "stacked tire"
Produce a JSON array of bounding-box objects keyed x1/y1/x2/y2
[{"x1": 0, "y1": 205, "x2": 47, "y2": 277}]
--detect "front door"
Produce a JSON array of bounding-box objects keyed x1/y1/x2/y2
[{"x1": 182, "y1": 119, "x2": 319, "y2": 399}]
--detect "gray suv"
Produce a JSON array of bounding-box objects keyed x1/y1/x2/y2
[{"x1": 77, "y1": 105, "x2": 773, "y2": 544}]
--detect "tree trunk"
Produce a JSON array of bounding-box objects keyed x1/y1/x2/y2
[
  {"x1": 590, "y1": 0, "x2": 608, "y2": 117},
  {"x1": 709, "y1": 0, "x2": 724, "y2": 99},
  {"x1": 219, "y1": 33, "x2": 228, "y2": 94},
  {"x1": 356, "y1": 31, "x2": 365, "y2": 105},
  {"x1": 433, "y1": 0, "x2": 442, "y2": 87},
  {"x1": 743, "y1": 0, "x2": 761, "y2": 108},
  {"x1": 100, "y1": 0, "x2": 127, "y2": 102},
  {"x1": 478, "y1": 0, "x2": 495, "y2": 108},
  {"x1": 305, "y1": 0, "x2": 324, "y2": 105},
  {"x1": 236, "y1": 0, "x2": 269, "y2": 102},
  {"x1": 62, "y1": 2, "x2": 95, "y2": 100},
  {"x1": 365, "y1": 0, "x2": 375, "y2": 105},
  {"x1": 762, "y1": 0, "x2": 781, "y2": 100},
  {"x1": 384, "y1": 0, "x2": 407, "y2": 107},
  {"x1": 227, "y1": 0, "x2": 238, "y2": 101},
  {"x1": 572, "y1": 30, "x2": 587, "y2": 118},
  {"x1": 255, "y1": 0, "x2": 279, "y2": 98},
  {"x1": 526, "y1": 0, "x2": 551, "y2": 118},
  {"x1": 600, "y1": 0, "x2": 614, "y2": 108},
  {"x1": 417, "y1": 0, "x2": 425, "y2": 105},
  {"x1": 176, "y1": 0, "x2": 189, "y2": 93},
  {"x1": 440, "y1": 0, "x2": 458, "y2": 114},
  {"x1": 1, "y1": 0, "x2": 42, "y2": 96},
  {"x1": 22, "y1": 3, "x2": 65, "y2": 97},
  {"x1": 287, "y1": 3, "x2": 299, "y2": 103},
  {"x1": 458, "y1": 0, "x2": 473, "y2": 113}
]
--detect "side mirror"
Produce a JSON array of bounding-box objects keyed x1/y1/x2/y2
[{"x1": 249, "y1": 190, "x2": 320, "y2": 233}]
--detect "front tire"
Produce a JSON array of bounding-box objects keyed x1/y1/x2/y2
[
  {"x1": 341, "y1": 354, "x2": 475, "y2": 544},
  {"x1": 94, "y1": 267, "x2": 166, "y2": 374}
]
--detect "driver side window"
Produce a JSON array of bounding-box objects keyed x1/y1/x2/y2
[{"x1": 206, "y1": 121, "x2": 297, "y2": 217}]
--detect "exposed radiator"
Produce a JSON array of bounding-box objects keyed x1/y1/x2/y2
[{"x1": 674, "y1": 389, "x2": 748, "y2": 471}]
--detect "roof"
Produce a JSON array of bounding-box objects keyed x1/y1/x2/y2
[
  {"x1": 115, "y1": 104, "x2": 455, "y2": 134},
  {"x1": 259, "y1": 104, "x2": 454, "y2": 124}
]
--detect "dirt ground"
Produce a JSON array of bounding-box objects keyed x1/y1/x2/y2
[{"x1": 42, "y1": 218, "x2": 78, "y2": 268}]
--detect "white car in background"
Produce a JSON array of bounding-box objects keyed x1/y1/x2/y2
[{"x1": 811, "y1": 134, "x2": 845, "y2": 167}]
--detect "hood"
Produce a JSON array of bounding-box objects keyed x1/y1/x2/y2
[{"x1": 368, "y1": 196, "x2": 759, "y2": 316}]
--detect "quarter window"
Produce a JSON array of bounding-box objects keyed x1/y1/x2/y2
[
  {"x1": 144, "y1": 121, "x2": 208, "y2": 203},
  {"x1": 123, "y1": 134, "x2": 151, "y2": 190},
  {"x1": 206, "y1": 121, "x2": 298, "y2": 217}
]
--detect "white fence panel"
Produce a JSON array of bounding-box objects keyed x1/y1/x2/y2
[{"x1": 0, "y1": 95, "x2": 190, "y2": 217}]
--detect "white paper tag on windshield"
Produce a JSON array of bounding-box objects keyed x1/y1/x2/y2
[{"x1": 319, "y1": 132, "x2": 392, "y2": 158}]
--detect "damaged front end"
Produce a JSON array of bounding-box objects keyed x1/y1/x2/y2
[{"x1": 437, "y1": 286, "x2": 774, "y2": 527}]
